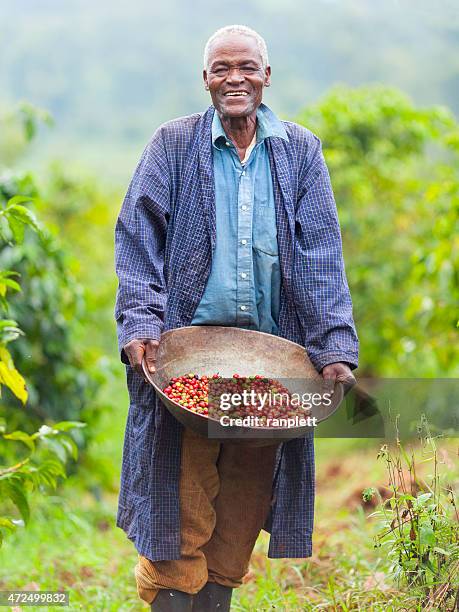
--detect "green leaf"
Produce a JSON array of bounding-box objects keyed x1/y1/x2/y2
[
  {"x1": 0, "y1": 517, "x2": 16, "y2": 531},
  {"x1": 0, "y1": 324, "x2": 24, "y2": 344},
  {"x1": 416, "y1": 493, "x2": 433, "y2": 506},
  {"x1": 59, "y1": 436, "x2": 79, "y2": 461},
  {"x1": 6, "y1": 195, "x2": 35, "y2": 207},
  {"x1": 52, "y1": 420, "x2": 87, "y2": 431},
  {"x1": 0, "y1": 319, "x2": 20, "y2": 329},
  {"x1": 0, "y1": 271, "x2": 20, "y2": 279},
  {"x1": 0, "y1": 216, "x2": 10, "y2": 242},
  {"x1": 2, "y1": 278, "x2": 22, "y2": 292},
  {"x1": 40, "y1": 437, "x2": 67, "y2": 463},
  {"x1": 0, "y1": 271, "x2": 21, "y2": 298},
  {"x1": 0, "y1": 346, "x2": 28, "y2": 404},
  {"x1": 5, "y1": 482, "x2": 30, "y2": 524},
  {"x1": 422, "y1": 558, "x2": 437, "y2": 574},
  {"x1": 420, "y1": 524, "x2": 436, "y2": 547},
  {"x1": 6, "y1": 215, "x2": 25, "y2": 243},
  {"x1": 3, "y1": 430, "x2": 35, "y2": 452},
  {"x1": 5, "y1": 204, "x2": 41, "y2": 234}
]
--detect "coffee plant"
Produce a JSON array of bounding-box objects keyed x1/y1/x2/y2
[{"x1": 0, "y1": 105, "x2": 89, "y2": 546}]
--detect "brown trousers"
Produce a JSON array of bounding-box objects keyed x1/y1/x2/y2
[{"x1": 135, "y1": 426, "x2": 279, "y2": 604}]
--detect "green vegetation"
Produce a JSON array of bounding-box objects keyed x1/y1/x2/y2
[
  {"x1": 0, "y1": 421, "x2": 86, "y2": 548},
  {"x1": 0, "y1": 108, "x2": 88, "y2": 547},
  {"x1": 1, "y1": 436, "x2": 456, "y2": 610},
  {"x1": 297, "y1": 85, "x2": 459, "y2": 377},
  {"x1": 370, "y1": 428, "x2": 458, "y2": 607}
]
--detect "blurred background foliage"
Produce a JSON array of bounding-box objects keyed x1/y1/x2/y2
[
  {"x1": 2, "y1": 0, "x2": 459, "y2": 181},
  {"x1": 0, "y1": 107, "x2": 117, "y2": 502},
  {"x1": 0, "y1": 110, "x2": 107, "y2": 428},
  {"x1": 297, "y1": 85, "x2": 459, "y2": 377},
  {"x1": 0, "y1": 109, "x2": 89, "y2": 546},
  {"x1": 0, "y1": 2, "x2": 458, "y2": 608}
]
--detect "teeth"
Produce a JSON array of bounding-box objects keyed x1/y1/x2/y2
[{"x1": 225, "y1": 92, "x2": 248, "y2": 96}]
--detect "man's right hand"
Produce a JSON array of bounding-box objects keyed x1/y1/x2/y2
[{"x1": 123, "y1": 338, "x2": 160, "y2": 380}]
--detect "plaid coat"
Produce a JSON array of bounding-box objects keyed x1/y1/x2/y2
[{"x1": 114, "y1": 104, "x2": 359, "y2": 561}]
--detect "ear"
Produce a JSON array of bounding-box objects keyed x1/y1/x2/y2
[
  {"x1": 264, "y1": 65, "x2": 272, "y2": 87},
  {"x1": 203, "y1": 69, "x2": 209, "y2": 91}
]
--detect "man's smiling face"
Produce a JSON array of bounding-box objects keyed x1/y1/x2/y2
[{"x1": 203, "y1": 33, "x2": 271, "y2": 119}]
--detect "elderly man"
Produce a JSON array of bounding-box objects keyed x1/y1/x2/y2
[{"x1": 114, "y1": 24, "x2": 358, "y2": 611}]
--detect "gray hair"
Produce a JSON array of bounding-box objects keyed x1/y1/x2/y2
[{"x1": 203, "y1": 25, "x2": 269, "y2": 72}]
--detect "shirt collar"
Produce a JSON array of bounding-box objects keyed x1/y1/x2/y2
[{"x1": 211, "y1": 102, "x2": 289, "y2": 149}]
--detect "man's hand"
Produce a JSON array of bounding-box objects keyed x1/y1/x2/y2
[
  {"x1": 123, "y1": 338, "x2": 160, "y2": 380},
  {"x1": 321, "y1": 362, "x2": 356, "y2": 395}
]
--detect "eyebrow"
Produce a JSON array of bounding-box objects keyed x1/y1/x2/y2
[{"x1": 210, "y1": 59, "x2": 260, "y2": 68}]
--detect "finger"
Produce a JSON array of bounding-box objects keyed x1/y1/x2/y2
[
  {"x1": 130, "y1": 342, "x2": 146, "y2": 377},
  {"x1": 144, "y1": 339, "x2": 159, "y2": 373},
  {"x1": 320, "y1": 368, "x2": 336, "y2": 394},
  {"x1": 124, "y1": 346, "x2": 135, "y2": 370},
  {"x1": 123, "y1": 341, "x2": 138, "y2": 370}
]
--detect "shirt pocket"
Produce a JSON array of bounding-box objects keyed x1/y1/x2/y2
[{"x1": 253, "y1": 204, "x2": 279, "y2": 256}]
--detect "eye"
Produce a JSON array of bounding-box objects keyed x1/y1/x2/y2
[
  {"x1": 241, "y1": 66, "x2": 257, "y2": 73},
  {"x1": 212, "y1": 67, "x2": 228, "y2": 76}
]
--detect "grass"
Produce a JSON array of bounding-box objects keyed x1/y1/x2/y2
[
  {"x1": 0, "y1": 488, "x2": 140, "y2": 611},
  {"x1": 0, "y1": 431, "x2": 457, "y2": 611}
]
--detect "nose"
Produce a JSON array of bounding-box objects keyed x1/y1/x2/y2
[{"x1": 225, "y1": 67, "x2": 245, "y2": 85}]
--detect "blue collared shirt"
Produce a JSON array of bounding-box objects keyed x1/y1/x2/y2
[{"x1": 191, "y1": 104, "x2": 289, "y2": 334}]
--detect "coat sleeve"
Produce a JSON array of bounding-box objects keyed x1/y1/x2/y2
[
  {"x1": 114, "y1": 128, "x2": 171, "y2": 365},
  {"x1": 293, "y1": 132, "x2": 359, "y2": 372}
]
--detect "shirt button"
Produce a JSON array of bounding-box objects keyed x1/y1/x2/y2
[
  {"x1": 225, "y1": 141, "x2": 230, "y2": 147},
  {"x1": 241, "y1": 239, "x2": 248, "y2": 245},
  {"x1": 241, "y1": 171, "x2": 246, "y2": 176},
  {"x1": 240, "y1": 272, "x2": 247, "y2": 279},
  {"x1": 240, "y1": 305, "x2": 247, "y2": 311},
  {"x1": 241, "y1": 205, "x2": 248, "y2": 211}
]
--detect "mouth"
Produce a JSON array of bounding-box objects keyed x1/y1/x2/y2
[{"x1": 223, "y1": 91, "x2": 250, "y2": 98}]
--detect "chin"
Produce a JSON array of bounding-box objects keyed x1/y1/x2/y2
[{"x1": 219, "y1": 100, "x2": 259, "y2": 118}]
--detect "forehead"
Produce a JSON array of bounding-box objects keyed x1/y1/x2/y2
[{"x1": 208, "y1": 33, "x2": 262, "y2": 66}]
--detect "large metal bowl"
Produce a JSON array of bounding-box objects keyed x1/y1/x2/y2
[{"x1": 142, "y1": 325, "x2": 345, "y2": 446}]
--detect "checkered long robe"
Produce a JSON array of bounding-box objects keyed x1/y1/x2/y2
[{"x1": 114, "y1": 104, "x2": 359, "y2": 561}]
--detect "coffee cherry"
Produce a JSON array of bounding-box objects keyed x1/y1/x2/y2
[{"x1": 162, "y1": 373, "x2": 307, "y2": 423}]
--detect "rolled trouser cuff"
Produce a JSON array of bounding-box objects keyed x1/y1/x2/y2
[{"x1": 135, "y1": 555, "x2": 208, "y2": 604}]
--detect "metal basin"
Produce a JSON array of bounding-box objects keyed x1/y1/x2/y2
[{"x1": 142, "y1": 325, "x2": 345, "y2": 446}]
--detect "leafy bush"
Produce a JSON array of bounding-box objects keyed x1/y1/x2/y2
[
  {"x1": 0, "y1": 419, "x2": 85, "y2": 546},
  {"x1": 297, "y1": 86, "x2": 459, "y2": 377},
  {"x1": 0, "y1": 188, "x2": 85, "y2": 546},
  {"x1": 0, "y1": 104, "x2": 102, "y2": 545},
  {"x1": 0, "y1": 106, "x2": 101, "y2": 430}
]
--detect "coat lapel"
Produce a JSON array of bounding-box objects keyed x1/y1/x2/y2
[
  {"x1": 197, "y1": 106, "x2": 217, "y2": 255},
  {"x1": 267, "y1": 137, "x2": 296, "y2": 290}
]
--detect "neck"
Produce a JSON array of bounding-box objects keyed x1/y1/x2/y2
[{"x1": 219, "y1": 111, "x2": 257, "y2": 149}]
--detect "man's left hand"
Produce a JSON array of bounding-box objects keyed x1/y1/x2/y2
[{"x1": 321, "y1": 362, "x2": 356, "y2": 395}]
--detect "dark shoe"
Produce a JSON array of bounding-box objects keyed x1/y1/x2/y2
[
  {"x1": 150, "y1": 588, "x2": 193, "y2": 611},
  {"x1": 192, "y1": 582, "x2": 233, "y2": 611}
]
